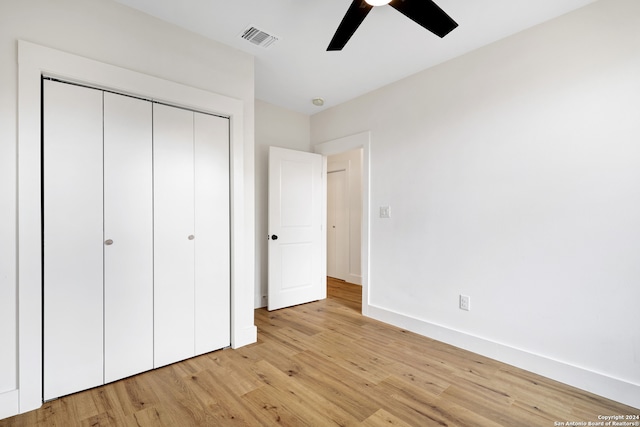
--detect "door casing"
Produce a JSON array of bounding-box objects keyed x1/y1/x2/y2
[{"x1": 17, "y1": 41, "x2": 256, "y2": 414}]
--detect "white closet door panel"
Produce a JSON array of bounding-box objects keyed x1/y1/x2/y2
[
  {"x1": 43, "y1": 80, "x2": 104, "y2": 400},
  {"x1": 103, "y1": 93, "x2": 154, "y2": 382},
  {"x1": 153, "y1": 103, "x2": 195, "y2": 368},
  {"x1": 194, "y1": 113, "x2": 230, "y2": 355}
]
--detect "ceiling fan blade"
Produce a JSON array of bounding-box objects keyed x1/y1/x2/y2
[
  {"x1": 327, "y1": 0, "x2": 373, "y2": 51},
  {"x1": 389, "y1": 0, "x2": 458, "y2": 38}
]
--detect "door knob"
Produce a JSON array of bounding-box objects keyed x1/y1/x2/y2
[
  {"x1": 105, "y1": 239, "x2": 113, "y2": 245},
  {"x1": 271, "y1": 235, "x2": 278, "y2": 240},
  {"x1": 188, "y1": 235, "x2": 195, "y2": 240}
]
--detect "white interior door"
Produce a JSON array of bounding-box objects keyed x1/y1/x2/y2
[
  {"x1": 103, "y1": 92, "x2": 154, "y2": 383},
  {"x1": 194, "y1": 112, "x2": 231, "y2": 355},
  {"x1": 327, "y1": 169, "x2": 349, "y2": 281},
  {"x1": 153, "y1": 103, "x2": 196, "y2": 368},
  {"x1": 268, "y1": 147, "x2": 324, "y2": 311},
  {"x1": 43, "y1": 80, "x2": 104, "y2": 400}
]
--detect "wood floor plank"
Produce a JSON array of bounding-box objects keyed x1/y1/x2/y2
[
  {"x1": 115, "y1": 376, "x2": 160, "y2": 417},
  {"x1": 125, "y1": 406, "x2": 172, "y2": 427},
  {"x1": 360, "y1": 409, "x2": 414, "y2": 427},
  {"x1": 178, "y1": 366, "x2": 264, "y2": 426},
  {"x1": 440, "y1": 378, "x2": 537, "y2": 427},
  {"x1": 247, "y1": 359, "x2": 360, "y2": 426},
  {"x1": 305, "y1": 336, "x2": 397, "y2": 384},
  {"x1": 376, "y1": 374, "x2": 504, "y2": 427},
  {"x1": 289, "y1": 349, "x2": 382, "y2": 421},
  {"x1": 78, "y1": 411, "x2": 116, "y2": 427},
  {"x1": 1, "y1": 278, "x2": 637, "y2": 427},
  {"x1": 493, "y1": 368, "x2": 577, "y2": 422},
  {"x1": 196, "y1": 351, "x2": 265, "y2": 397},
  {"x1": 143, "y1": 364, "x2": 209, "y2": 426}
]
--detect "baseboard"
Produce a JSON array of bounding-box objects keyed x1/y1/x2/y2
[
  {"x1": 347, "y1": 274, "x2": 362, "y2": 285},
  {"x1": 232, "y1": 324, "x2": 257, "y2": 349},
  {"x1": 0, "y1": 389, "x2": 19, "y2": 420},
  {"x1": 365, "y1": 304, "x2": 640, "y2": 409},
  {"x1": 255, "y1": 293, "x2": 266, "y2": 309}
]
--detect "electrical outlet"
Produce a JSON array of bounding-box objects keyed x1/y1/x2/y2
[
  {"x1": 459, "y1": 294, "x2": 470, "y2": 311},
  {"x1": 379, "y1": 205, "x2": 391, "y2": 218}
]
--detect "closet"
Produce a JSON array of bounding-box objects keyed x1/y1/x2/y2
[{"x1": 43, "y1": 79, "x2": 230, "y2": 401}]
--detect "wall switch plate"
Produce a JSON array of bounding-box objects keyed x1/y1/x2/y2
[
  {"x1": 379, "y1": 205, "x2": 391, "y2": 218},
  {"x1": 459, "y1": 294, "x2": 470, "y2": 311}
]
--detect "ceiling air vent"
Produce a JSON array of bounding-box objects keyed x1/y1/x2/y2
[{"x1": 240, "y1": 26, "x2": 279, "y2": 48}]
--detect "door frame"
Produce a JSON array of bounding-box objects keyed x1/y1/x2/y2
[
  {"x1": 17, "y1": 41, "x2": 256, "y2": 414},
  {"x1": 314, "y1": 131, "x2": 371, "y2": 315}
]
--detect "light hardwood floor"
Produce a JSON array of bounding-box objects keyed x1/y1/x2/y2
[{"x1": 2, "y1": 278, "x2": 636, "y2": 426}]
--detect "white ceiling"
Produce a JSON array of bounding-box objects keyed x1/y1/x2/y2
[{"x1": 113, "y1": 0, "x2": 596, "y2": 115}]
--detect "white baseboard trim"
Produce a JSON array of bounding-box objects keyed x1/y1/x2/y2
[
  {"x1": 232, "y1": 325, "x2": 258, "y2": 349},
  {"x1": 255, "y1": 293, "x2": 266, "y2": 309},
  {"x1": 347, "y1": 274, "x2": 362, "y2": 285},
  {"x1": 365, "y1": 304, "x2": 640, "y2": 409},
  {"x1": 0, "y1": 389, "x2": 19, "y2": 420}
]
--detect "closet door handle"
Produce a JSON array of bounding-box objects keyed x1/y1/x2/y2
[
  {"x1": 105, "y1": 239, "x2": 114, "y2": 246},
  {"x1": 188, "y1": 235, "x2": 195, "y2": 240}
]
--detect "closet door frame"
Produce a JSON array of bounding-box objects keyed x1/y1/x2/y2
[{"x1": 17, "y1": 41, "x2": 256, "y2": 414}]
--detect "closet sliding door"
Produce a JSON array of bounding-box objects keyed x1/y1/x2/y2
[{"x1": 43, "y1": 80, "x2": 104, "y2": 401}]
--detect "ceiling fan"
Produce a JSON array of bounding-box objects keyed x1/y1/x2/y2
[{"x1": 327, "y1": 0, "x2": 458, "y2": 51}]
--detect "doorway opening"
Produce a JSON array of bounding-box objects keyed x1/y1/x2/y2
[
  {"x1": 326, "y1": 148, "x2": 363, "y2": 289},
  {"x1": 315, "y1": 131, "x2": 370, "y2": 315}
]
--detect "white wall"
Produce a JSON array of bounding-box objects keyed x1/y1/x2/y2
[
  {"x1": 254, "y1": 100, "x2": 311, "y2": 307},
  {"x1": 311, "y1": 0, "x2": 640, "y2": 408},
  {"x1": 0, "y1": 0, "x2": 255, "y2": 418},
  {"x1": 327, "y1": 149, "x2": 363, "y2": 284}
]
